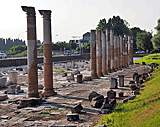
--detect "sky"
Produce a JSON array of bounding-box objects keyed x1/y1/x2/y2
[{"x1": 0, "y1": 0, "x2": 160, "y2": 43}]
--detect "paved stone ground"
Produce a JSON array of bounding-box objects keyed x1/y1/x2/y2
[{"x1": 0, "y1": 60, "x2": 152, "y2": 127}]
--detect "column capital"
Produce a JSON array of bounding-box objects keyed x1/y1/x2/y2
[
  {"x1": 21, "y1": 6, "x2": 35, "y2": 17},
  {"x1": 39, "y1": 10, "x2": 52, "y2": 19}
]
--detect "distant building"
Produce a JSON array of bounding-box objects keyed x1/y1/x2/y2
[{"x1": 77, "y1": 32, "x2": 90, "y2": 47}]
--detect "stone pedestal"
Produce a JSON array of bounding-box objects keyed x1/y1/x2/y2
[
  {"x1": 0, "y1": 77, "x2": 7, "y2": 88},
  {"x1": 77, "y1": 74, "x2": 83, "y2": 83},
  {"x1": 9, "y1": 71, "x2": 18, "y2": 84},
  {"x1": 118, "y1": 75, "x2": 124, "y2": 87},
  {"x1": 110, "y1": 78, "x2": 117, "y2": 89}
]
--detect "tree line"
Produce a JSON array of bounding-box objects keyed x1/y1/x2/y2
[{"x1": 96, "y1": 15, "x2": 160, "y2": 52}]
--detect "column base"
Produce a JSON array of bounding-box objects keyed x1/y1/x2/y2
[
  {"x1": 40, "y1": 88, "x2": 57, "y2": 97},
  {"x1": 91, "y1": 74, "x2": 98, "y2": 79},
  {"x1": 27, "y1": 93, "x2": 39, "y2": 98}
]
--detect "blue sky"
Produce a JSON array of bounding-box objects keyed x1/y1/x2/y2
[{"x1": 0, "y1": 0, "x2": 160, "y2": 43}]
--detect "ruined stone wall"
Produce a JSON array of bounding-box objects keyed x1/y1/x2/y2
[
  {"x1": 0, "y1": 54, "x2": 90, "y2": 68},
  {"x1": 0, "y1": 38, "x2": 26, "y2": 51}
]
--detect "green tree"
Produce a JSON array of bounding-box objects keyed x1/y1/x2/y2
[
  {"x1": 136, "y1": 31, "x2": 153, "y2": 50},
  {"x1": 151, "y1": 19, "x2": 160, "y2": 50},
  {"x1": 9, "y1": 45, "x2": 26, "y2": 54},
  {"x1": 130, "y1": 27, "x2": 144, "y2": 49},
  {"x1": 96, "y1": 16, "x2": 130, "y2": 36}
]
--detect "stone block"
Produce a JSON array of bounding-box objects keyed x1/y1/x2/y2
[
  {"x1": 107, "y1": 90, "x2": 116, "y2": 99},
  {"x1": 67, "y1": 113, "x2": 79, "y2": 121},
  {"x1": 88, "y1": 91, "x2": 100, "y2": 101},
  {"x1": 0, "y1": 93, "x2": 8, "y2": 101},
  {"x1": 71, "y1": 103, "x2": 83, "y2": 113},
  {"x1": 62, "y1": 72, "x2": 67, "y2": 77},
  {"x1": 77, "y1": 74, "x2": 83, "y2": 83},
  {"x1": 0, "y1": 77, "x2": 7, "y2": 88},
  {"x1": 118, "y1": 75, "x2": 124, "y2": 87},
  {"x1": 110, "y1": 78, "x2": 117, "y2": 89}
]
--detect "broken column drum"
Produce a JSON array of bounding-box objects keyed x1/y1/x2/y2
[
  {"x1": 96, "y1": 30, "x2": 103, "y2": 77},
  {"x1": 118, "y1": 75, "x2": 124, "y2": 87},
  {"x1": 9, "y1": 71, "x2": 18, "y2": 84},
  {"x1": 21, "y1": 6, "x2": 39, "y2": 98},
  {"x1": 39, "y1": 10, "x2": 56, "y2": 96},
  {"x1": 90, "y1": 30, "x2": 97, "y2": 79},
  {"x1": 110, "y1": 29, "x2": 114, "y2": 72},
  {"x1": 102, "y1": 31, "x2": 107, "y2": 75},
  {"x1": 77, "y1": 74, "x2": 83, "y2": 83},
  {"x1": 106, "y1": 29, "x2": 110, "y2": 73},
  {"x1": 110, "y1": 78, "x2": 117, "y2": 89}
]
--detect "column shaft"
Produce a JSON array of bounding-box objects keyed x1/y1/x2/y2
[
  {"x1": 128, "y1": 36, "x2": 131, "y2": 65},
  {"x1": 110, "y1": 29, "x2": 114, "y2": 72},
  {"x1": 114, "y1": 35, "x2": 117, "y2": 70},
  {"x1": 96, "y1": 30, "x2": 103, "y2": 77},
  {"x1": 90, "y1": 30, "x2": 97, "y2": 79},
  {"x1": 21, "y1": 6, "x2": 39, "y2": 98},
  {"x1": 131, "y1": 37, "x2": 134, "y2": 64},
  {"x1": 39, "y1": 10, "x2": 56, "y2": 96},
  {"x1": 122, "y1": 37, "x2": 125, "y2": 67},
  {"x1": 106, "y1": 29, "x2": 110, "y2": 73},
  {"x1": 119, "y1": 35, "x2": 123, "y2": 69},
  {"x1": 102, "y1": 31, "x2": 107, "y2": 75},
  {"x1": 117, "y1": 36, "x2": 120, "y2": 70}
]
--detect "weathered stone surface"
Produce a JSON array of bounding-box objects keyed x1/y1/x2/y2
[
  {"x1": 88, "y1": 91, "x2": 100, "y2": 101},
  {"x1": 83, "y1": 76, "x2": 92, "y2": 81},
  {"x1": 74, "y1": 70, "x2": 80, "y2": 75},
  {"x1": 71, "y1": 103, "x2": 83, "y2": 113},
  {"x1": 67, "y1": 73, "x2": 74, "y2": 81},
  {"x1": 110, "y1": 78, "x2": 117, "y2": 89},
  {"x1": 23, "y1": 67, "x2": 28, "y2": 74},
  {"x1": 0, "y1": 77, "x2": 7, "y2": 88},
  {"x1": 77, "y1": 74, "x2": 83, "y2": 83},
  {"x1": 38, "y1": 84, "x2": 44, "y2": 89},
  {"x1": 17, "y1": 98, "x2": 43, "y2": 109},
  {"x1": 0, "y1": 93, "x2": 8, "y2": 101},
  {"x1": 119, "y1": 92, "x2": 124, "y2": 97},
  {"x1": 62, "y1": 72, "x2": 67, "y2": 77},
  {"x1": 67, "y1": 113, "x2": 79, "y2": 121},
  {"x1": 107, "y1": 90, "x2": 116, "y2": 99},
  {"x1": 118, "y1": 75, "x2": 124, "y2": 87},
  {"x1": 130, "y1": 84, "x2": 137, "y2": 90},
  {"x1": 5, "y1": 80, "x2": 14, "y2": 86},
  {"x1": 90, "y1": 95, "x2": 104, "y2": 108}
]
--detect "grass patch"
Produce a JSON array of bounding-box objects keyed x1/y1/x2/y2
[
  {"x1": 54, "y1": 69, "x2": 68, "y2": 72},
  {"x1": 97, "y1": 53, "x2": 160, "y2": 126}
]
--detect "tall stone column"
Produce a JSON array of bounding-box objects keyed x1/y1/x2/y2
[
  {"x1": 117, "y1": 36, "x2": 120, "y2": 70},
  {"x1": 90, "y1": 30, "x2": 97, "y2": 79},
  {"x1": 125, "y1": 36, "x2": 128, "y2": 66},
  {"x1": 128, "y1": 36, "x2": 131, "y2": 65},
  {"x1": 21, "y1": 6, "x2": 39, "y2": 98},
  {"x1": 114, "y1": 35, "x2": 117, "y2": 71},
  {"x1": 110, "y1": 29, "x2": 114, "y2": 72},
  {"x1": 119, "y1": 35, "x2": 123, "y2": 69},
  {"x1": 102, "y1": 31, "x2": 107, "y2": 75},
  {"x1": 106, "y1": 29, "x2": 110, "y2": 73},
  {"x1": 131, "y1": 36, "x2": 134, "y2": 64},
  {"x1": 122, "y1": 37, "x2": 125, "y2": 68},
  {"x1": 96, "y1": 30, "x2": 103, "y2": 77},
  {"x1": 39, "y1": 10, "x2": 57, "y2": 97}
]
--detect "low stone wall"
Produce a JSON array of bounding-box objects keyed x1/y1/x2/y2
[{"x1": 0, "y1": 54, "x2": 90, "y2": 68}]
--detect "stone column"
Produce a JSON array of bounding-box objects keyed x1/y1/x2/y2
[
  {"x1": 119, "y1": 35, "x2": 123, "y2": 69},
  {"x1": 9, "y1": 71, "x2": 18, "y2": 84},
  {"x1": 114, "y1": 35, "x2": 117, "y2": 71},
  {"x1": 117, "y1": 36, "x2": 120, "y2": 70},
  {"x1": 131, "y1": 36, "x2": 134, "y2": 64},
  {"x1": 128, "y1": 36, "x2": 131, "y2": 65},
  {"x1": 106, "y1": 29, "x2": 110, "y2": 73},
  {"x1": 21, "y1": 6, "x2": 39, "y2": 98},
  {"x1": 110, "y1": 29, "x2": 114, "y2": 72},
  {"x1": 39, "y1": 10, "x2": 57, "y2": 97},
  {"x1": 90, "y1": 30, "x2": 97, "y2": 79},
  {"x1": 118, "y1": 75, "x2": 124, "y2": 87},
  {"x1": 125, "y1": 36, "x2": 128, "y2": 67},
  {"x1": 102, "y1": 31, "x2": 107, "y2": 75},
  {"x1": 96, "y1": 30, "x2": 103, "y2": 77},
  {"x1": 122, "y1": 37, "x2": 125, "y2": 68}
]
